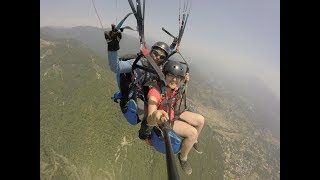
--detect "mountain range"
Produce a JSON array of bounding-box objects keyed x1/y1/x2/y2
[{"x1": 40, "y1": 26, "x2": 280, "y2": 180}]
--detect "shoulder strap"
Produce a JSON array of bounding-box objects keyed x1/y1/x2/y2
[
  {"x1": 140, "y1": 57, "x2": 149, "y2": 67},
  {"x1": 132, "y1": 53, "x2": 158, "y2": 74}
]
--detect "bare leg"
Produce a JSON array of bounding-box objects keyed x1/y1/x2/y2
[
  {"x1": 173, "y1": 120, "x2": 198, "y2": 161},
  {"x1": 179, "y1": 111, "x2": 205, "y2": 142}
]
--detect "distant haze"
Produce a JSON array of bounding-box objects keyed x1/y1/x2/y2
[{"x1": 41, "y1": 0, "x2": 279, "y2": 100}]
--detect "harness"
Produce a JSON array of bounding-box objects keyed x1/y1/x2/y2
[
  {"x1": 161, "y1": 91, "x2": 180, "y2": 119},
  {"x1": 125, "y1": 53, "x2": 164, "y2": 103},
  {"x1": 150, "y1": 86, "x2": 186, "y2": 139},
  {"x1": 120, "y1": 52, "x2": 188, "y2": 117}
]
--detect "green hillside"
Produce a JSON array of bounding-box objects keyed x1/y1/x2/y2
[
  {"x1": 40, "y1": 26, "x2": 279, "y2": 180},
  {"x1": 40, "y1": 32, "x2": 225, "y2": 180}
]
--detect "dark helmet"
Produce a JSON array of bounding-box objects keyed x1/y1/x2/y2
[
  {"x1": 151, "y1": 42, "x2": 170, "y2": 57},
  {"x1": 163, "y1": 60, "x2": 186, "y2": 77}
]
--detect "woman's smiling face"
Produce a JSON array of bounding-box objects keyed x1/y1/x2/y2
[{"x1": 166, "y1": 73, "x2": 182, "y2": 90}]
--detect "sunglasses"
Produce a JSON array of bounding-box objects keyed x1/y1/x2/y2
[{"x1": 151, "y1": 49, "x2": 166, "y2": 60}]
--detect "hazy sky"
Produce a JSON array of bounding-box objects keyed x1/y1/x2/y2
[{"x1": 41, "y1": 0, "x2": 280, "y2": 99}]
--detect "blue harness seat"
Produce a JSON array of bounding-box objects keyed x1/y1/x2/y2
[{"x1": 150, "y1": 128, "x2": 183, "y2": 154}]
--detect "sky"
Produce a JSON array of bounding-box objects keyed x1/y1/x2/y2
[{"x1": 40, "y1": 0, "x2": 280, "y2": 99}]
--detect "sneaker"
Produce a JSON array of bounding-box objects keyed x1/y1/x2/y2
[
  {"x1": 193, "y1": 142, "x2": 203, "y2": 154},
  {"x1": 145, "y1": 138, "x2": 152, "y2": 146},
  {"x1": 177, "y1": 153, "x2": 192, "y2": 175},
  {"x1": 138, "y1": 119, "x2": 152, "y2": 140}
]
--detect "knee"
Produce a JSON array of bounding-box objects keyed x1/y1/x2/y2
[
  {"x1": 187, "y1": 127, "x2": 198, "y2": 140},
  {"x1": 196, "y1": 114, "x2": 205, "y2": 126}
]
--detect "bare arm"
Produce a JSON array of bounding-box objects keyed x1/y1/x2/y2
[{"x1": 147, "y1": 96, "x2": 169, "y2": 126}]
